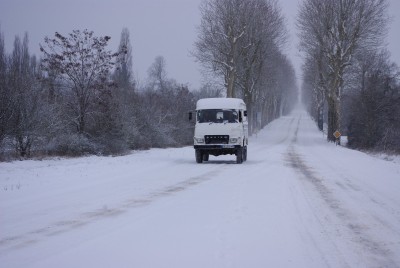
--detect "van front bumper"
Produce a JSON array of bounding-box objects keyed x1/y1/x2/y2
[{"x1": 194, "y1": 145, "x2": 241, "y2": 149}]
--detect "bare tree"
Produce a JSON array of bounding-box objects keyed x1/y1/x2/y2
[
  {"x1": 40, "y1": 29, "x2": 119, "y2": 134},
  {"x1": 114, "y1": 27, "x2": 133, "y2": 91},
  {"x1": 235, "y1": 0, "x2": 287, "y2": 132},
  {"x1": 193, "y1": 0, "x2": 248, "y2": 97},
  {"x1": 112, "y1": 28, "x2": 140, "y2": 150},
  {"x1": 298, "y1": 0, "x2": 389, "y2": 142},
  {"x1": 8, "y1": 33, "x2": 41, "y2": 157},
  {"x1": 0, "y1": 28, "x2": 11, "y2": 146},
  {"x1": 147, "y1": 55, "x2": 168, "y2": 91}
]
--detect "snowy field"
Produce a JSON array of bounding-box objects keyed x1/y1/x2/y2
[{"x1": 1, "y1": 106, "x2": 400, "y2": 268}]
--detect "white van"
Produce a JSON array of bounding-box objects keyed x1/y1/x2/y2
[{"x1": 190, "y1": 98, "x2": 248, "y2": 164}]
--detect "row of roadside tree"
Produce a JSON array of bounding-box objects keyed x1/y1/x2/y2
[
  {"x1": 193, "y1": 0, "x2": 298, "y2": 134},
  {"x1": 298, "y1": 0, "x2": 400, "y2": 153}
]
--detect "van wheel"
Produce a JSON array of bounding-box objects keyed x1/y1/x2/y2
[
  {"x1": 243, "y1": 146, "x2": 247, "y2": 161},
  {"x1": 196, "y1": 149, "x2": 203, "y2": 163},
  {"x1": 236, "y1": 148, "x2": 243, "y2": 164},
  {"x1": 203, "y1": 153, "x2": 209, "y2": 161}
]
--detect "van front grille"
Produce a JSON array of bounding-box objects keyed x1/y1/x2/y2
[{"x1": 205, "y1": 135, "x2": 229, "y2": 144}]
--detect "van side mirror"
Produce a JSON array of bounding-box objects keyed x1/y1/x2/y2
[
  {"x1": 244, "y1": 111, "x2": 247, "y2": 117},
  {"x1": 189, "y1": 112, "x2": 193, "y2": 121}
]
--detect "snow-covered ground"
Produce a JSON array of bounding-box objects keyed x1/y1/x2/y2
[{"x1": 1, "y1": 106, "x2": 399, "y2": 268}]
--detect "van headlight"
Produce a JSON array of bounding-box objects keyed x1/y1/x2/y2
[
  {"x1": 195, "y1": 137, "x2": 204, "y2": 143},
  {"x1": 230, "y1": 137, "x2": 238, "y2": 143}
]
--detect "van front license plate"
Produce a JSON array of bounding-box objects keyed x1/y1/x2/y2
[{"x1": 222, "y1": 145, "x2": 235, "y2": 148}]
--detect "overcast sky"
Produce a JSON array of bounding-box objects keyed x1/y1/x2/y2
[{"x1": 1, "y1": 0, "x2": 399, "y2": 90}]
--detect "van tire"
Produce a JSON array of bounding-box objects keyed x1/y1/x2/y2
[
  {"x1": 243, "y1": 146, "x2": 247, "y2": 161},
  {"x1": 196, "y1": 149, "x2": 203, "y2": 163},
  {"x1": 203, "y1": 153, "x2": 209, "y2": 161},
  {"x1": 236, "y1": 148, "x2": 243, "y2": 164}
]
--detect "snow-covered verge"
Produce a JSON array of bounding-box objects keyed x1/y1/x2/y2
[
  {"x1": 1, "y1": 106, "x2": 399, "y2": 268},
  {"x1": 370, "y1": 152, "x2": 400, "y2": 165}
]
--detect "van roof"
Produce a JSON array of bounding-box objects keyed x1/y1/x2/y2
[{"x1": 196, "y1": 98, "x2": 246, "y2": 110}]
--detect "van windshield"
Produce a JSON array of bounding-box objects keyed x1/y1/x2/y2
[{"x1": 197, "y1": 109, "x2": 239, "y2": 123}]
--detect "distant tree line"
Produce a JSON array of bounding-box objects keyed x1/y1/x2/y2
[
  {"x1": 298, "y1": 0, "x2": 400, "y2": 153},
  {"x1": 0, "y1": 0, "x2": 299, "y2": 160}
]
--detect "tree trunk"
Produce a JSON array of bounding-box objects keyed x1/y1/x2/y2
[
  {"x1": 78, "y1": 114, "x2": 85, "y2": 133},
  {"x1": 227, "y1": 70, "x2": 235, "y2": 98},
  {"x1": 317, "y1": 103, "x2": 323, "y2": 131},
  {"x1": 327, "y1": 96, "x2": 340, "y2": 143},
  {"x1": 248, "y1": 104, "x2": 254, "y2": 135}
]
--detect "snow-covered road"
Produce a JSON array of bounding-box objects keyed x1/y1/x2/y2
[{"x1": 1, "y1": 107, "x2": 400, "y2": 268}]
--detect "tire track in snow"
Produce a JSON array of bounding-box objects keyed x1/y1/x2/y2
[
  {"x1": 0, "y1": 168, "x2": 223, "y2": 253},
  {"x1": 285, "y1": 115, "x2": 399, "y2": 268}
]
